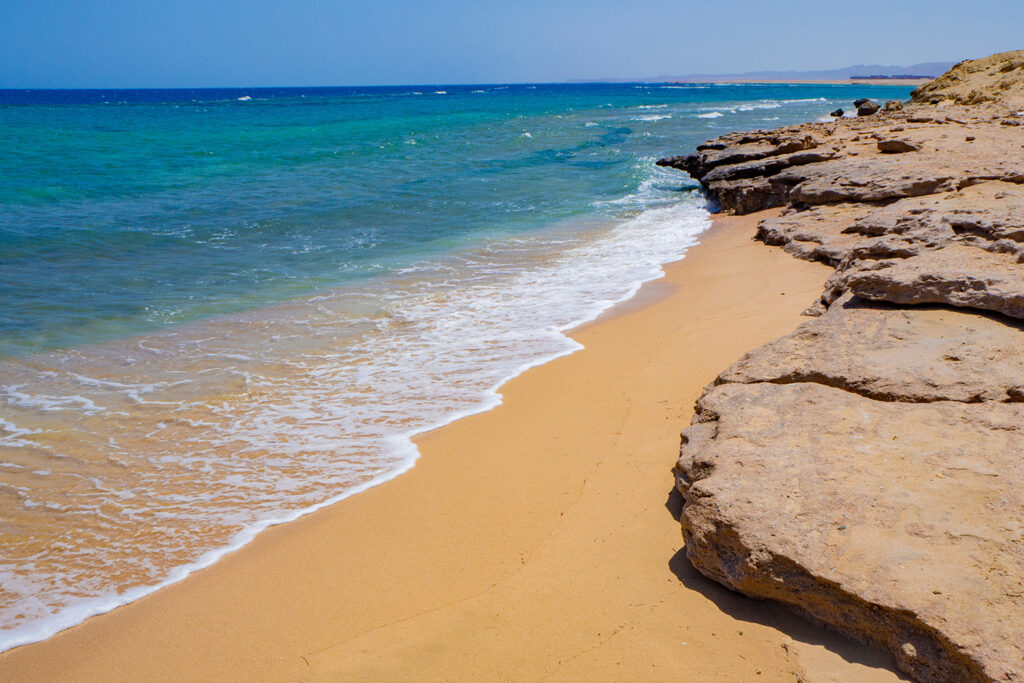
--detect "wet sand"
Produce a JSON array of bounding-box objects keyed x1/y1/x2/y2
[{"x1": 0, "y1": 212, "x2": 905, "y2": 681}]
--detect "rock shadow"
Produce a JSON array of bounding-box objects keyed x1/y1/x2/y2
[{"x1": 664, "y1": 487, "x2": 909, "y2": 679}]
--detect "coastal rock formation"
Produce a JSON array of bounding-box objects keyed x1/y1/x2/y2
[
  {"x1": 857, "y1": 100, "x2": 881, "y2": 116},
  {"x1": 715, "y1": 292, "x2": 1024, "y2": 404},
  {"x1": 912, "y1": 49, "x2": 1024, "y2": 108},
  {"x1": 676, "y1": 382, "x2": 1024, "y2": 683},
  {"x1": 663, "y1": 52, "x2": 1024, "y2": 683},
  {"x1": 842, "y1": 245, "x2": 1024, "y2": 319},
  {"x1": 876, "y1": 138, "x2": 919, "y2": 153},
  {"x1": 663, "y1": 99, "x2": 1024, "y2": 214}
]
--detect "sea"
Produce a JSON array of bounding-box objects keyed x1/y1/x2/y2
[{"x1": 0, "y1": 82, "x2": 913, "y2": 650}]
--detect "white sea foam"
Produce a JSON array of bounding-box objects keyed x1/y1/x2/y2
[
  {"x1": 236, "y1": 96, "x2": 252, "y2": 102},
  {"x1": 697, "y1": 111, "x2": 725, "y2": 118},
  {"x1": 633, "y1": 114, "x2": 671, "y2": 121},
  {"x1": 738, "y1": 101, "x2": 782, "y2": 111},
  {"x1": 0, "y1": 159, "x2": 712, "y2": 653}
]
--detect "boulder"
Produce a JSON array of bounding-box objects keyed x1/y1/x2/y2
[
  {"x1": 884, "y1": 100, "x2": 905, "y2": 112},
  {"x1": 857, "y1": 100, "x2": 882, "y2": 116},
  {"x1": 830, "y1": 108, "x2": 844, "y2": 118},
  {"x1": 877, "y1": 138, "x2": 920, "y2": 153}
]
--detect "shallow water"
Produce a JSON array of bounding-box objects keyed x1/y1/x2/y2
[{"x1": 0, "y1": 82, "x2": 913, "y2": 649}]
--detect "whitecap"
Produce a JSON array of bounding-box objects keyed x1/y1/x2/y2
[{"x1": 696, "y1": 111, "x2": 725, "y2": 119}]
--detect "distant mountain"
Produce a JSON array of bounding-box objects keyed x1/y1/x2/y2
[{"x1": 573, "y1": 61, "x2": 956, "y2": 83}]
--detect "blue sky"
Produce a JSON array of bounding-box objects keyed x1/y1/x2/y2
[{"x1": 2, "y1": 0, "x2": 1022, "y2": 87}]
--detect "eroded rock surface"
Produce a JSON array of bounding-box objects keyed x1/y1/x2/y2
[
  {"x1": 844, "y1": 245, "x2": 1024, "y2": 318},
  {"x1": 912, "y1": 49, "x2": 1024, "y2": 108},
  {"x1": 661, "y1": 103, "x2": 1024, "y2": 215},
  {"x1": 675, "y1": 382, "x2": 1024, "y2": 683},
  {"x1": 715, "y1": 292, "x2": 1024, "y2": 403},
  {"x1": 662, "y1": 53, "x2": 1024, "y2": 683}
]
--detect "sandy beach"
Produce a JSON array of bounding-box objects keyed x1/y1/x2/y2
[{"x1": 0, "y1": 213, "x2": 905, "y2": 681}]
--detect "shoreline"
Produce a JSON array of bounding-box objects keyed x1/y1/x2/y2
[
  {"x1": 0, "y1": 212, "x2": 903, "y2": 681},
  {"x1": 662, "y1": 50, "x2": 1024, "y2": 680},
  {"x1": 0, "y1": 198, "x2": 711, "y2": 656}
]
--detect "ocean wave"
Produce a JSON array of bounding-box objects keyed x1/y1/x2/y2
[
  {"x1": 696, "y1": 111, "x2": 725, "y2": 118},
  {"x1": 632, "y1": 114, "x2": 671, "y2": 121},
  {"x1": 738, "y1": 101, "x2": 782, "y2": 111},
  {"x1": 0, "y1": 160, "x2": 711, "y2": 653}
]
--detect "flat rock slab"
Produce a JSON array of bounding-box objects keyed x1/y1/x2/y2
[
  {"x1": 716, "y1": 294, "x2": 1024, "y2": 403},
  {"x1": 846, "y1": 244, "x2": 1024, "y2": 319},
  {"x1": 662, "y1": 110, "x2": 1024, "y2": 214},
  {"x1": 676, "y1": 381, "x2": 1024, "y2": 683},
  {"x1": 758, "y1": 181, "x2": 1024, "y2": 267}
]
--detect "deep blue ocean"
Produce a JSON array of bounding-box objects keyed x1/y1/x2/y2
[{"x1": 0, "y1": 82, "x2": 913, "y2": 650}]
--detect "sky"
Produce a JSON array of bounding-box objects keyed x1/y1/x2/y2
[{"x1": 2, "y1": 0, "x2": 1023, "y2": 88}]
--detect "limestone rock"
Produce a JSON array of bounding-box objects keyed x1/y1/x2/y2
[
  {"x1": 912, "y1": 50, "x2": 1024, "y2": 109},
  {"x1": 884, "y1": 100, "x2": 905, "y2": 112},
  {"x1": 662, "y1": 54, "x2": 1024, "y2": 683},
  {"x1": 756, "y1": 181, "x2": 1024, "y2": 267},
  {"x1": 716, "y1": 292, "x2": 1024, "y2": 403},
  {"x1": 675, "y1": 381, "x2": 1024, "y2": 683},
  {"x1": 844, "y1": 244, "x2": 1024, "y2": 319},
  {"x1": 659, "y1": 113, "x2": 1024, "y2": 215}
]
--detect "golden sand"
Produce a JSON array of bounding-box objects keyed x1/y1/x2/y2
[{"x1": 0, "y1": 213, "x2": 904, "y2": 681}]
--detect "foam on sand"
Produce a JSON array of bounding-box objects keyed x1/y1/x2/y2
[{"x1": 0, "y1": 160, "x2": 710, "y2": 652}]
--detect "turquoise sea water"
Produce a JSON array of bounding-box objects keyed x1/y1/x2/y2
[{"x1": 0, "y1": 82, "x2": 912, "y2": 650}]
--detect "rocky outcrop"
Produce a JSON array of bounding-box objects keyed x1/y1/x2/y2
[
  {"x1": 843, "y1": 245, "x2": 1024, "y2": 318},
  {"x1": 659, "y1": 107, "x2": 1024, "y2": 215},
  {"x1": 676, "y1": 381, "x2": 1024, "y2": 683},
  {"x1": 912, "y1": 50, "x2": 1024, "y2": 108},
  {"x1": 662, "y1": 54, "x2": 1024, "y2": 683},
  {"x1": 715, "y1": 292, "x2": 1024, "y2": 404}
]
